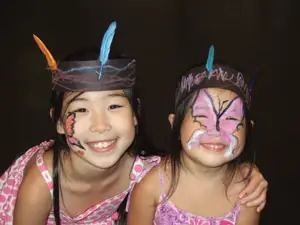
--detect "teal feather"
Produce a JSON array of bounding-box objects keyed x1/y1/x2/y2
[
  {"x1": 98, "y1": 21, "x2": 117, "y2": 79},
  {"x1": 206, "y1": 45, "x2": 214, "y2": 79}
]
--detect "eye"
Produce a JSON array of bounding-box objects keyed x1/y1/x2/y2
[
  {"x1": 72, "y1": 108, "x2": 88, "y2": 113},
  {"x1": 226, "y1": 117, "x2": 239, "y2": 121},
  {"x1": 109, "y1": 104, "x2": 122, "y2": 110},
  {"x1": 196, "y1": 115, "x2": 207, "y2": 118}
]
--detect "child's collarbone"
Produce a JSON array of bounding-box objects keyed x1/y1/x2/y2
[{"x1": 59, "y1": 170, "x2": 130, "y2": 217}]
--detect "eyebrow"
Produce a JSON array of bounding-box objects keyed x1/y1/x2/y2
[
  {"x1": 69, "y1": 92, "x2": 126, "y2": 103},
  {"x1": 107, "y1": 93, "x2": 127, "y2": 98},
  {"x1": 69, "y1": 97, "x2": 87, "y2": 103}
]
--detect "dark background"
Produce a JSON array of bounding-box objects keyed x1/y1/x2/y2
[{"x1": 1, "y1": 0, "x2": 299, "y2": 224}]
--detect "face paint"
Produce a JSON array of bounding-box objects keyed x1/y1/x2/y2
[
  {"x1": 187, "y1": 89, "x2": 244, "y2": 157},
  {"x1": 224, "y1": 136, "x2": 238, "y2": 157},
  {"x1": 187, "y1": 130, "x2": 205, "y2": 150},
  {"x1": 65, "y1": 113, "x2": 85, "y2": 150},
  {"x1": 76, "y1": 150, "x2": 85, "y2": 156}
]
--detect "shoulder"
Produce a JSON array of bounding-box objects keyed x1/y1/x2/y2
[
  {"x1": 127, "y1": 165, "x2": 162, "y2": 224},
  {"x1": 18, "y1": 149, "x2": 53, "y2": 206},
  {"x1": 132, "y1": 164, "x2": 161, "y2": 204},
  {"x1": 13, "y1": 154, "x2": 53, "y2": 224},
  {"x1": 134, "y1": 155, "x2": 161, "y2": 183},
  {"x1": 13, "y1": 164, "x2": 52, "y2": 224},
  {"x1": 0, "y1": 140, "x2": 54, "y2": 194},
  {"x1": 15, "y1": 143, "x2": 54, "y2": 213},
  {"x1": 13, "y1": 148, "x2": 53, "y2": 223},
  {"x1": 24, "y1": 142, "x2": 54, "y2": 178}
]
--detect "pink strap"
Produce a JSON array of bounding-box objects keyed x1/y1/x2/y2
[
  {"x1": 158, "y1": 167, "x2": 165, "y2": 191},
  {"x1": 36, "y1": 149, "x2": 54, "y2": 197},
  {"x1": 158, "y1": 167, "x2": 168, "y2": 202}
]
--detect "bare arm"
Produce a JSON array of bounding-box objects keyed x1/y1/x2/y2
[
  {"x1": 13, "y1": 161, "x2": 52, "y2": 225},
  {"x1": 236, "y1": 204, "x2": 260, "y2": 225},
  {"x1": 127, "y1": 166, "x2": 160, "y2": 225},
  {"x1": 238, "y1": 163, "x2": 268, "y2": 212}
]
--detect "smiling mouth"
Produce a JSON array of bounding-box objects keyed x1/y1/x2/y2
[
  {"x1": 86, "y1": 139, "x2": 117, "y2": 152},
  {"x1": 201, "y1": 143, "x2": 227, "y2": 151}
]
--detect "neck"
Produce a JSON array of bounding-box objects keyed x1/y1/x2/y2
[
  {"x1": 62, "y1": 151, "x2": 133, "y2": 183},
  {"x1": 181, "y1": 151, "x2": 229, "y2": 183}
]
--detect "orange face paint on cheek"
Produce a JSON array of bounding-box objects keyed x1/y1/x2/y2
[
  {"x1": 65, "y1": 113, "x2": 86, "y2": 150},
  {"x1": 76, "y1": 150, "x2": 85, "y2": 156}
]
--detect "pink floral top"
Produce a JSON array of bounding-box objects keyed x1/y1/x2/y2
[
  {"x1": 0, "y1": 140, "x2": 161, "y2": 225},
  {"x1": 153, "y1": 168, "x2": 240, "y2": 225}
]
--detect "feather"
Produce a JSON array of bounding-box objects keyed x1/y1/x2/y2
[
  {"x1": 98, "y1": 21, "x2": 117, "y2": 79},
  {"x1": 33, "y1": 34, "x2": 57, "y2": 71},
  {"x1": 206, "y1": 45, "x2": 214, "y2": 79}
]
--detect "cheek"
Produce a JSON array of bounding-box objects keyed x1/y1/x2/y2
[
  {"x1": 67, "y1": 115, "x2": 88, "y2": 137},
  {"x1": 220, "y1": 120, "x2": 240, "y2": 134},
  {"x1": 113, "y1": 114, "x2": 136, "y2": 134},
  {"x1": 233, "y1": 125, "x2": 246, "y2": 147},
  {"x1": 180, "y1": 117, "x2": 200, "y2": 142},
  {"x1": 65, "y1": 114, "x2": 75, "y2": 136}
]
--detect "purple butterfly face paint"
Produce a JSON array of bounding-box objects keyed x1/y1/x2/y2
[{"x1": 187, "y1": 89, "x2": 244, "y2": 157}]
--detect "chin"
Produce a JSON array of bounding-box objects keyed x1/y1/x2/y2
[
  {"x1": 190, "y1": 151, "x2": 231, "y2": 168},
  {"x1": 89, "y1": 158, "x2": 119, "y2": 169},
  {"x1": 92, "y1": 152, "x2": 126, "y2": 169},
  {"x1": 204, "y1": 160, "x2": 229, "y2": 168}
]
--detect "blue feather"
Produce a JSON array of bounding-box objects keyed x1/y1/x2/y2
[
  {"x1": 206, "y1": 45, "x2": 214, "y2": 79},
  {"x1": 98, "y1": 21, "x2": 117, "y2": 79}
]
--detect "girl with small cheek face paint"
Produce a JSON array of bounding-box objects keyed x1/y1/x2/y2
[
  {"x1": 128, "y1": 46, "x2": 266, "y2": 225},
  {"x1": 0, "y1": 28, "x2": 267, "y2": 224},
  {"x1": 0, "y1": 22, "x2": 162, "y2": 225}
]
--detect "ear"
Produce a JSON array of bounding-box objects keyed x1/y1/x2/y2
[
  {"x1": 250, "y1": 120, "x2": 255, "y2": 128},
  {"x1": 50, "y1": 108, "x2": 65, "y2": 134},
  {"x1": 56, "y1": 119, "x2": 65, "y2": 135},
  {"x1": 133, "y1": 115, "x2": 138, "y2": 126},
  {"x1": 49, "y1": 108, "x2": 54, "y2": 121},
  {"x1": 168, "y1": 114, "x2": 175, "y2": 129}
]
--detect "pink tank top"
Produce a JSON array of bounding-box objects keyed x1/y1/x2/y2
[
  {"x1": 0, "y1": 140, "x2": 161, "y2": 225},
  {"x1": 153, "y1": 168, "x2": 240, "y2": 225}
]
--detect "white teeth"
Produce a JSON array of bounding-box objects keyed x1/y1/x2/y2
[
  {"x1": 203, "y1": 144, "x2": 225, "y2": 149},
  {"x1": 89, "y1": 140, "x2": 115, "y2": 148}
]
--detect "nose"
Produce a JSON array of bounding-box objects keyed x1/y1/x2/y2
[
  {"x1": 206, "y1": 119, "x2": 220, "y2": 134},
  {"x1": 206, "y1": 131, "x2": 220, "y2": 137},
  {"x1": 89, "y1": 112, "x2": 111, "y2": 133}
]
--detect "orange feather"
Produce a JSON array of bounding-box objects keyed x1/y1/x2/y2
[{"x1": 33, "y1": 34, "x2": 57, "y2": 70}]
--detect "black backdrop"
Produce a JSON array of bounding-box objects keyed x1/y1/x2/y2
[{"x1": 1, "y1": 1, "x2": 299, "y2": 224}]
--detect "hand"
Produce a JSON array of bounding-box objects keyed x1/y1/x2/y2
[{"x1": 239, "y1": 164, "x2": 268, "y2": 212}]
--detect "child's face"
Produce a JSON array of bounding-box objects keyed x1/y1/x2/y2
[
  {"x1": 57, "y1": 90, "x2": 137, "y2": 169},
  {"x1": 180, "y1": 88, "x2": 246, "y2": 167}
]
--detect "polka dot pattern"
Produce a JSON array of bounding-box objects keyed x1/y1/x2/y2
[
  {"x1": 0, "y1": 140, "x2": 53, "y2": 225},
  {"x1": 0, "y1": 140, "x2": 161, "y2": 225}
]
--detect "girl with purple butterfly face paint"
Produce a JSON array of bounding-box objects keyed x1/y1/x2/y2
[
  {"x1": 183, "y1": 88, "x2": 246, "y2": 167},
  {"x1": 128, "y1": 47, "x2": 263, "y2": 225}
]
